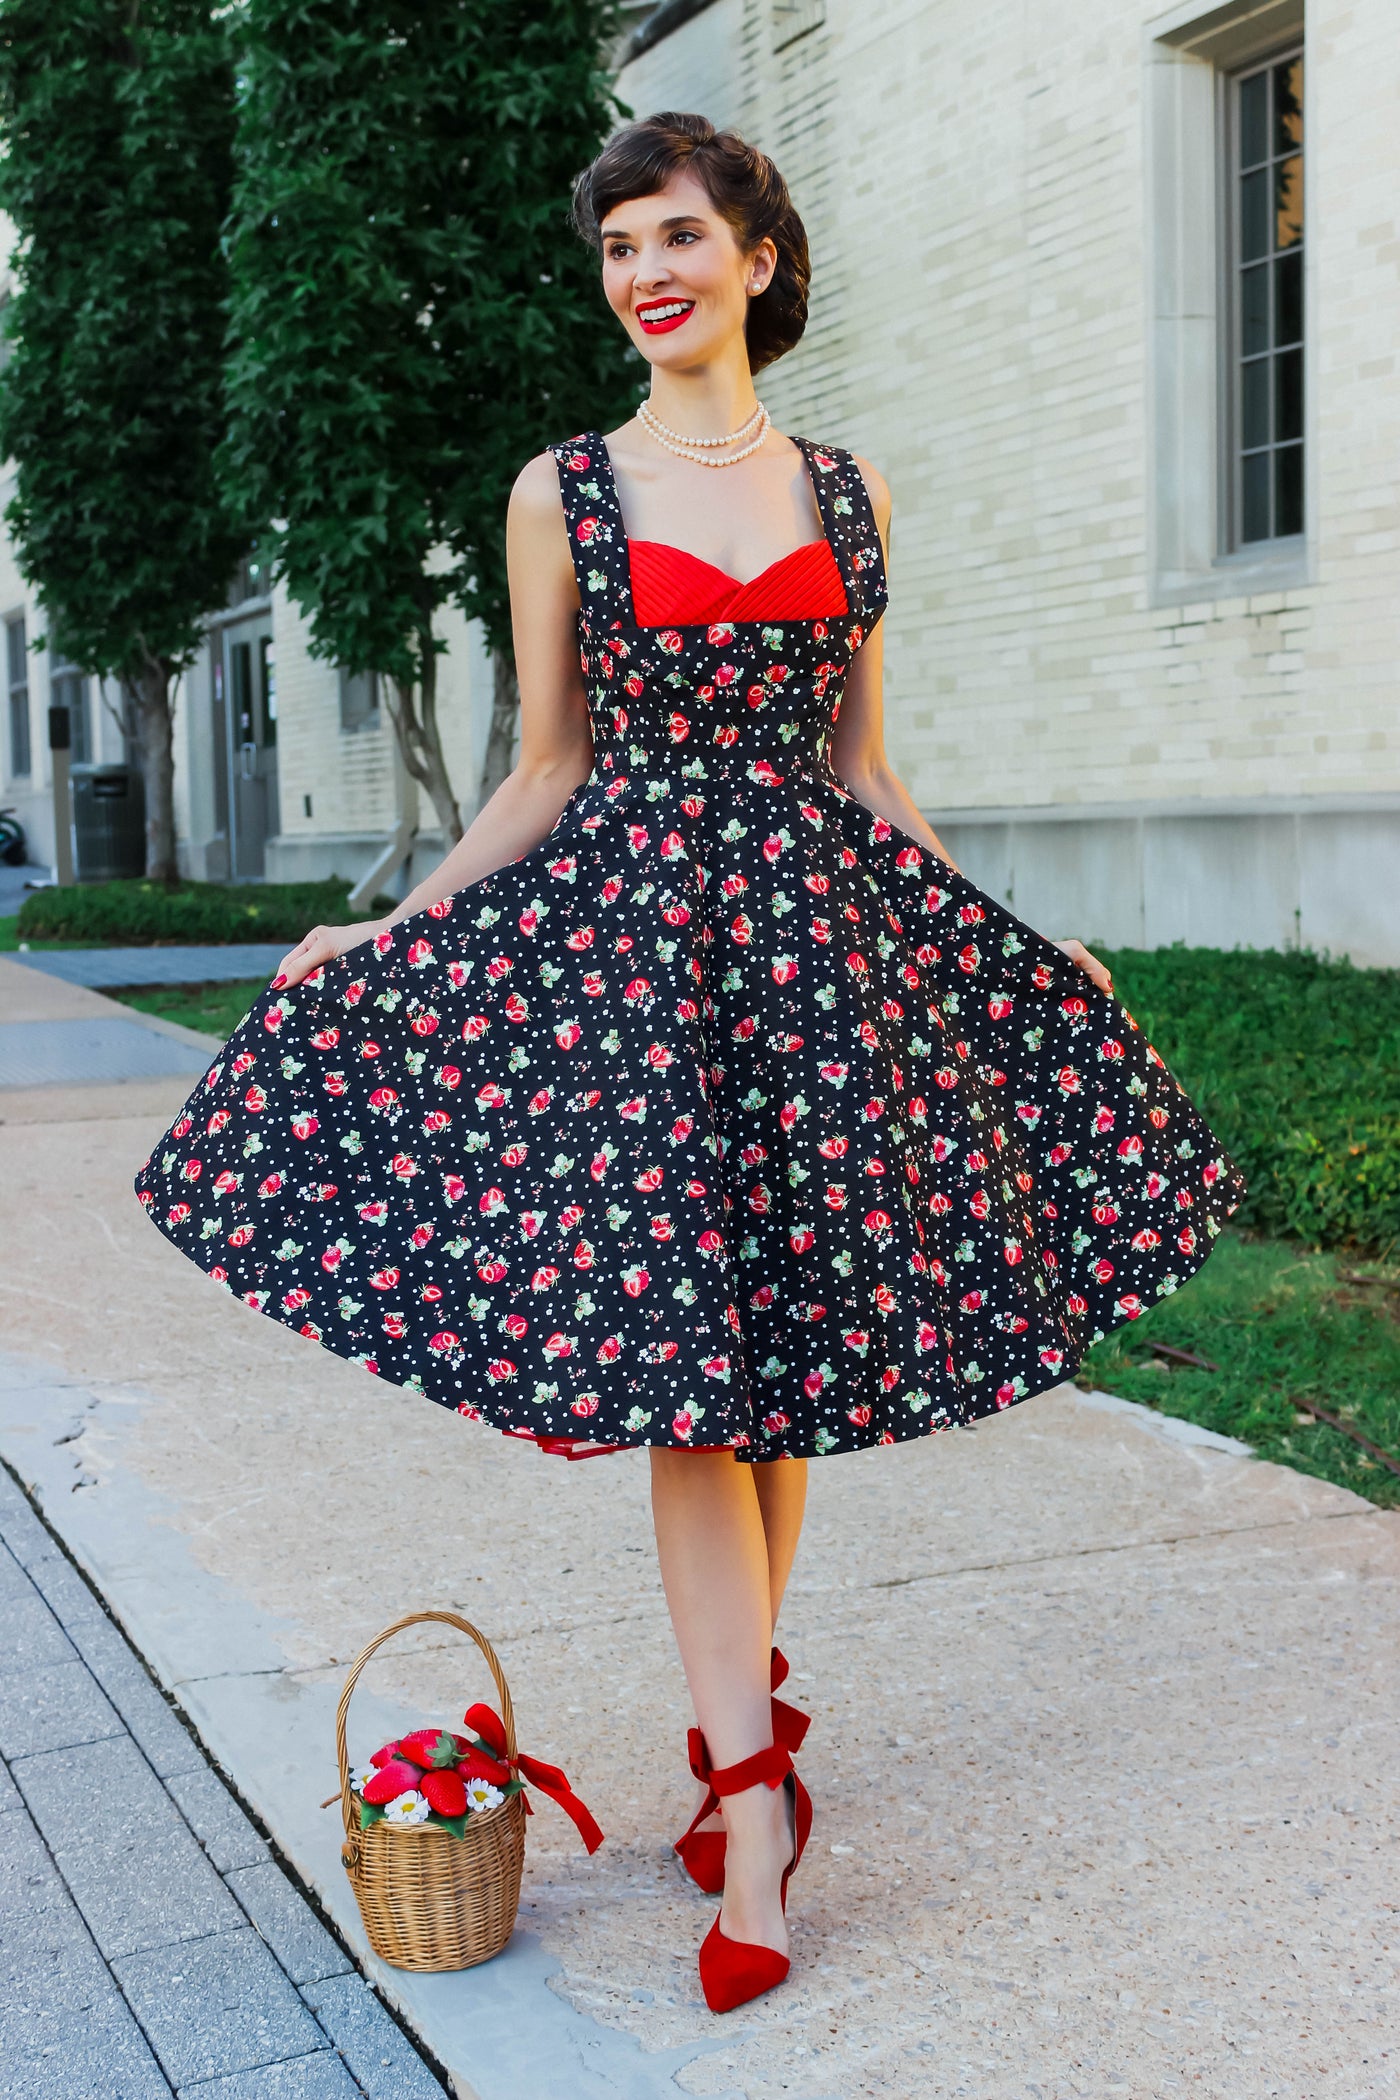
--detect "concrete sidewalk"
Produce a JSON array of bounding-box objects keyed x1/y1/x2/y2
[
  {"x1": 10, "y1": 943, "x2": 286, "y2": 990},
  {"x1": 1, "y1": 954, "x2": 1397, "y2": 2100},
  {"x1": 0, "y1": 1458, "x2": 448, "y2": 2100},
  {"x1": 0, "y1": 954, "x2": 218, "y2": 1087}
]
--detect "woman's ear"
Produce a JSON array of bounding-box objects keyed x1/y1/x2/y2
[{"x1": 747, "y1": 237, "x2": 778, "y2": 295}]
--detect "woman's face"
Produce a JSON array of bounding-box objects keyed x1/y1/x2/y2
[{"x1": 599, "y1": 168, "x2": 775, "y2": 371}]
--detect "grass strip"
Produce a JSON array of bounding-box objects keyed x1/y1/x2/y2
[
  {"x1": 108, "y1": 979, "x2": 268, "y2": 1041},
  {"x1": 1078, "y1": 1229, "x2": 1400, "y2": 1508}
]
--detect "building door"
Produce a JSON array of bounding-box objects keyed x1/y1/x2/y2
[{"x1": 221, "y1": 614, "x2": 278, "y2": 878}]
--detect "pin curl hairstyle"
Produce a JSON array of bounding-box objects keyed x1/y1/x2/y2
[{"x1": 569, "y1": 110, "x2": 810, "y2": 375}]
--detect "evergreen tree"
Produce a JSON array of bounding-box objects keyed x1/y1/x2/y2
[
  {"x1": 222, "y1": 0, "x2": 639, "y2": 843},
  {"x1": 0, "y1": 0, "x2": 243, "y2": 881}
]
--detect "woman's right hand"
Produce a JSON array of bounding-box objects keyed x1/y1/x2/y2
[{"x1": 271, "y1": 918, "x2": 387, "y2": 991}]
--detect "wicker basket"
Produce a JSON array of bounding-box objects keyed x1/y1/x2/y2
[{"x1": 335, "y1": 1610, "x2": 526, "y2": 1971}]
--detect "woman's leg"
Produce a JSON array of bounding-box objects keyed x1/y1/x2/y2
[
  {"x1": 753, "y1": 1455, "x2": 808, "y2": 1625},
  {"x1": 650, "y1": 1449, "x2": 796, "y2": 1954},
  {"x1": 684, "y1": 1454, "x2": 809, "y2": 1837}
]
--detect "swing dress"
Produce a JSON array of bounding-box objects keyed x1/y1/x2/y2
[{"x1": 134, "y1": 432, "x2": 1246, "y2": 1461}]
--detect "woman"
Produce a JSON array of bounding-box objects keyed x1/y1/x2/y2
[{"x1": 135, "y1": 112, "x2": 1245, "y2": 2012}]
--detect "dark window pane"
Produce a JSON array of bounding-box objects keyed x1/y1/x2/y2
[
  {"x1": 1242, "y1": 266, "x2": 1276, "y2": 356},
  {"x1": 1241, "y1": 452, "x2": 1271, "y2": 542},
  {"x1": 1240, "y1": 167, "x2": 1269, "y2": 262},
  {"x1": 1275, "y1": 347, "x2": 1303, "y2": 442},
  {"x1": 1241, "y1": 358, "x2": 1271, "y2": 449},
  {"x1": 1240, "y1": 70, "x2": 1267, "y2": 168},
  {"x1": 1275, "y1": 153, "x2": 1303, "y2": 250},
  {"x1": 9, "y1": 688, "x2": 30, "y2": 775},
  {"x1": 7, "y1": 613, "x2": 25, "y2": 691},
  {"x1": 1274, "y1": 250, "x2": 1302, "y2": 346},
  {"x1": 1241, "y1": 263, "x2": 1270, "y2": 356},
  {"x1": 1275, "y1": 444, "x2": 1304, "y2": 536},
  {"x1": 1274, "y1": 56, "x2": 1303, "y2": 154}
]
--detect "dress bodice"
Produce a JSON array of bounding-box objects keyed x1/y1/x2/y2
[{"x1": 552, "y1": 433, "x2": 888, "y2": 786}]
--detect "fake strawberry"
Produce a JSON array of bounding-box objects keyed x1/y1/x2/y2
[
  {"x1": 399, "y1": 1728, "x2": 469, "y2": 1771},
  {"x1": 362, "y1": 1758, "x2": 424, "y2": 1805},
  {"x1": 369, "y1": 1740, "x2": 403, "y2": 1769},
  {"x1": 458, "y1": 1747, "x2": 511, "y2": 1788},
  {"x1": 420, "y1": 1767, "x2": 468, "y2": 1818}
]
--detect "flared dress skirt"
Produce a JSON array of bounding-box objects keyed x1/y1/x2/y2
[{"x1": 134, "y1": 433, "x2": 1247, "y2": 1460}]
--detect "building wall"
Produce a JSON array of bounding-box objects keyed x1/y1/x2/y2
[
  {"x1": 262, "y1": 588, "x2": 495, "y2": 892},
  {"x1": 616, "y1": 0, "x2": 1400, "y2": 962}
]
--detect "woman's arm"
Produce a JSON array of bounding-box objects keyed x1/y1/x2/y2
[
  {"x1": 829, "y1": 456, "x2": 1113, "y2": 999},
  {"x1": 273, "y1": 452, "x2": 593, "y2": 990}
]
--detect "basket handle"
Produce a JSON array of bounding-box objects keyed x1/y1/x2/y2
[{"x1": 335, "y1": 1610, "x2": 518, "y2": 1840}]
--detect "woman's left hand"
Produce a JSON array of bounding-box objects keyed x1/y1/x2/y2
[{"x1": 1053, "y1": 938, "x2": 1114, "y2": 998}]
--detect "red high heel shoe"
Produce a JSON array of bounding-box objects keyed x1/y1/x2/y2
[
  {"x1": 674, "y1": 1648, "x2": 809, "y2": 1895},
  {"x1": 693, "y1": 1740, "x2": 812, "y2": 2014}
]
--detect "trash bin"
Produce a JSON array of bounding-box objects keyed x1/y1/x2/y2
[{"x1": 71, "y1": 763, "x2": 147, "y2": 881}]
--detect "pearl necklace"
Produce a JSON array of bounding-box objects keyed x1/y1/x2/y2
[{"x1": 638, "y1": 397, "x2": 771, "y2": 468}]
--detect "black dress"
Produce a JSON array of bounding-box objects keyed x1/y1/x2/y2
[{"x1": 134, "y1": 432, "x2": 1245, "y2": 1459}]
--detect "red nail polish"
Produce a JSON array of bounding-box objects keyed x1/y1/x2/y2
[{"x1": 271, "y1": 974, "x2": 286, "y2": 989}]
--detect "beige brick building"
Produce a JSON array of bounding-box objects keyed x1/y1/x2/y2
[
  {"x1": 612, "y1": 0, "x2": 1399, "y2": 963},
  {"x1": 2, "y1": 0, "x2": 1395, "y2": 961}
]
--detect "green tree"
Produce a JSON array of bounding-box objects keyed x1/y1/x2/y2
[
  {"x1": 221, "y1": 0, "x2": 639, "y2": 847},
  {"x1": 0, "y1": 0, "x2": 243, "y2": 882}
]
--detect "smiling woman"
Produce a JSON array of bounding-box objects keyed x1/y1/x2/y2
[{"x1": 134, "y1": 105, "x2": 1246, "y2": 2019}]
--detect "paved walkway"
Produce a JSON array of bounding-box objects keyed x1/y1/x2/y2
[
  {"x1": 11, "y1": 944, "x2": 286, "y2": 990},
  {"x1": 0, "y1": 955, "x2": 217, "y2": 1087},
  {"x1": 2, "y1": 952, "x2": 1398, "y2": 2099},
  {"x1": 0, "y1": 1461, "x2": 447, "y2": 2100}
]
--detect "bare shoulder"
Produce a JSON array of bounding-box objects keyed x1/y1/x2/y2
[
  {"x1": 509, "y1": 448, "x2": 567, "y2": 525},
  {"x1": 850, "y1": 451, "x2": 892, "y2": 531}
]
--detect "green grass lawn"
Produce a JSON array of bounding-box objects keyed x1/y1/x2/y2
[
  {"x1": 1078, "y1": 1230, "x2": 1400, "y2": 1508},
  {"x1": 109, "y1": 979, "x2": 268, "y2": 1040},
  {"x1": 0, "y1": 913, "x2": 88, "y2": 951}
]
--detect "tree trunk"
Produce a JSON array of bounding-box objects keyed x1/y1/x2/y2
[
  {"x1": 479, "y1": 648, "x2": 520, "y2": 806},
  {"x1": 383, "y1": 619, "x2": 463, "y2": 846},
  {"x1": 125, "y1": 653, "x2": 178, "y2": 884}
]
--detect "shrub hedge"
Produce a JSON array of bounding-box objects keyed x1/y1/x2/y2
[
  {"x1": 16, "y1": 877, "x2": 355, "y2": 947},
  {"x1": 1102, "y1": 946, "x2": 1400, "y2": 1258}
]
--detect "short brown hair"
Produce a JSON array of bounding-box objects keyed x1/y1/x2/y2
[{"x1": 570, "y1": 111, "x2": 810, "y2": 375}]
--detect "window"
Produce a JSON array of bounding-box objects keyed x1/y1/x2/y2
[
  {"x1": 338, "y1": 667, "x2": 379, "y2": 733},
  {"x1": 6, "y1": 613, "x2": 29, "y2": 776},
  {"x1": 1229, "y1": 49, "x2": 1304, "y2": 545},
  {"x1": 50, "y1": 651, "x2": 90, "y2": 764},
  {"x1": 1146, "y1": 0, "x2": 1307, "y2": 604}
]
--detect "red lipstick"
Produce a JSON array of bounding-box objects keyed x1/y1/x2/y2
[{"x1": 636, "y1": 299, "x2": 695, "y2": 335}]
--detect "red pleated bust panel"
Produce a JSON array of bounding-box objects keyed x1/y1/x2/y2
[{"x1": 628, "y1": 538, "x2": 849, "y2": 626}]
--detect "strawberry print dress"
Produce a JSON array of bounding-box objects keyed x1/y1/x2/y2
[{"x1": 134, "y1": 432, "x2": 1246, "y2": 1462}]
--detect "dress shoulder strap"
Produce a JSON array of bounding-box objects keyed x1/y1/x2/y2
[
  {"x1": 549, "y1": 432, "x2": 631, "y2": 629},
  {"x1": 797, "y1": 438, "x2": 889, "y2": 631}
]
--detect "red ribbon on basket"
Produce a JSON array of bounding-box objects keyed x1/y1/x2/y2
[{"x1": 463, "y1": 1703, "x2": 604, "y2": 1854}]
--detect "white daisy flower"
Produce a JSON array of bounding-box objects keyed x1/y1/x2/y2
[
  {"x1": 464, "y1": 1777, "x2": 504, "y2": 1814},
  {"x1": 382, "y1": 1790, "x2": 431, "y2": 1826},
  {"x1": 349, "y1": 1766, "x2": 377, "y2": 1797}
]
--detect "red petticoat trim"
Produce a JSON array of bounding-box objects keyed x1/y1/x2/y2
[{"x1": 504, "y1": 1430, "x2": 729, "y2": 1461}]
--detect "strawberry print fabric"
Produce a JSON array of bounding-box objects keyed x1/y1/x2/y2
[{"x1": 134, "y1": 432, "x2": 1245, "y2": 1461}]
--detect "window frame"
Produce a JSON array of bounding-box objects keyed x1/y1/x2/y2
[
  {"x1": 1145, "y1": 0, "x2": 1310, "y2": 607},
  {"x1": 6, "y1": 611, "x2": 30, "y2": 778},
  {"x1": 1221, "y1": 40, "x2": 1305, "y2": 555}
]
